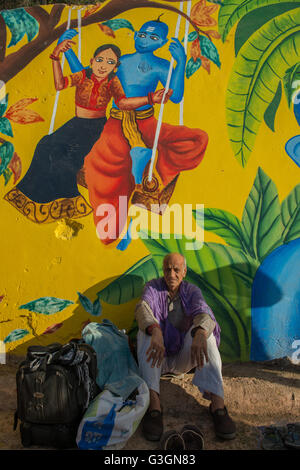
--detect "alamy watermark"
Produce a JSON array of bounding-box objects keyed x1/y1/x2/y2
[
  {"x1": 95, "y1": 196, "x2": 204, "y2": 250},
  {"x1": 291, "y1": 80, "x2": 300, "y2": 105}
]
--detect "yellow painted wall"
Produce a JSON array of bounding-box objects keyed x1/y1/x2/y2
[{"x1": 0, "y1": 2, "x2": 299, "y2": 356}]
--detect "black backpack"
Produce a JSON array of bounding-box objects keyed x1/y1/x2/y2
[{"x1": 14, "y1": 339, "x2": 100, "y2": 449}]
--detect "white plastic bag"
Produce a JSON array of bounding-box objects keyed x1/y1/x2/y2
[{"x1": 76, "y1": 381, "x2": 149, "y2": 450}]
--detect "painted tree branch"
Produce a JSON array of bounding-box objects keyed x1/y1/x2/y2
[
  {"x1": 48, "y1": 4, "x2": 65, "y2": 30},
  {"x1": 0, "y1": 0, "x2": 206, "y2": 83},
  {"x1": 0, "y1": 14, "x2": 7, "y2": 62}
]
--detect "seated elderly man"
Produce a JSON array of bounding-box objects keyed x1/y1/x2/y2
[{"x1": 135, "y1": 252, "x2": 236, "y2": 442}]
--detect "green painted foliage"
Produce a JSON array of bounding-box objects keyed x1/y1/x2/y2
[
  {"x1": 1, "y1": 8, "x2": 39, "y2": 47},
  {"x1": 0, "y1": 94, "x2": 8, "y2": 118},
  {"x1": 0, "y1": 117, "x2": 13, "y2": 138},
  {"x1": 264, "y1": 82, "x2": 282, "y2": 132},
  {"x1": 3, "y1": 168, "x2": 12, "y2": 186},
  {"x1": 4, "y1": 329, "x2": 29, "y2": 344},
  {"x1": 242, "y1": 168, "x2": 283, "y2": 261},
  {"x1": 102, "y1": 18, "x2": 134, "y2": 32},
  {"x1": 218, "y1": 0, "x2": 300, "y2": 42},
  {"x1": 97, "y1": 255, "x2": 161, "y2": 305},
  {"x1": 194, "y1": 207, "x2": 250, "y2": 253},
  {"x1": 226, "y1": 8, "x2": 300, "y2": 167},
  {"x1": 186, "y1": 57, "x2": 202, "y2": 78},
  {"x1": 199, "y1": 36, "x2": 221, "y2": 68},
  {"x1": 281, "y1": 184, "x2": 300, "y2": 244},
  {"x1": 19, "y1": 297, "x2": 74, "y2": 315},
  {"x1": 0, "y1": 141, "x2": 14, "y2": 176},
  {"x1": 283, "y1": 62, "x2": 300, "y2": 108}
]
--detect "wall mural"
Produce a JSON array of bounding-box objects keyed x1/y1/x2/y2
[{"x1": 0, "y1": 0, "x2": 299, "y2": 364}]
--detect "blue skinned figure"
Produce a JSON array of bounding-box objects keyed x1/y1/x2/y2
[
  {"x1": 62, "y1": 19, "x2": 209, "y2": 249},
  {"x1": 61, "y1": 19, "x2": 186, "y2": 183}
]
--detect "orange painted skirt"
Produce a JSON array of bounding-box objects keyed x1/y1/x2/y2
[{"x1": 84, "y1": 114, "x2": 208, "y2": 244}]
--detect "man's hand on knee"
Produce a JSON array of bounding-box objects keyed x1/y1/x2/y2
[
  {"x1": 191, "y1": 328, "x2": 209, "y2": 368},
  {"x1": 146, "y1": 328, "x2": 165, "y2": 368}
]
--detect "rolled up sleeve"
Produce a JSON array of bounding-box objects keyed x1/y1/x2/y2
[{"x1": 192, "y1": 313, "x2": 216, "y2": 338}]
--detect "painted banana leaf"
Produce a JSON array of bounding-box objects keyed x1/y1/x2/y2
[
  {"x1": 226, "y1": 8, "x2": 300, "y2": 167},
  {"x1": 218, "y1": 0, "x2": 300, "y2": 42},
  {"x1": 242, "y1": 167, "x2": 283, "y2": 262},
  {"x1": 140, "y1": 233, "x2": 257, "y2": 362},
  {"x1": 97, "y1": 255, "x2": 161, "y2": 305},
  {"x1": 193, "y1": 207, "x2": 251, "y2": 254},
  {"x1": 281, "y1": 183, "x2": 300, "y2": 244}
]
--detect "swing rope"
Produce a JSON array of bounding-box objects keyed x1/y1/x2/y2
[
  {"x1": 147, "y1": 0, "x2": 191, "y2": 182},
  {"x1": 48, "y1": 6, "x2": 85, "y2": 135},
  {"x1": 77, "y1": 7, "x2": 83, "y2": 63},
  {"x1": 180, "y1": 0, "x2": 192, "y2": 125}
]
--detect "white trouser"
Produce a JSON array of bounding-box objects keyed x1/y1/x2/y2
[{"x1": 137, "y1": 328, "x2": 224, "y2": 400}]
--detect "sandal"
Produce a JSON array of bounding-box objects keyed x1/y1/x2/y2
[
  {"x1": 160, "y1": 430, "x2": 185, "y2": 450},
  {"x1": 261, "y1": 426, "x2": 287, "y2": 450},
  {"x1": 181, "y1": 425, "x2": 204, "y2": 450},
  {"x1": 283, "y1": 423, "x2": 300, "y2": 450}
]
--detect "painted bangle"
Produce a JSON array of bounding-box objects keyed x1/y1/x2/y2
[
  {"x1": 148, "y1": 92, "x2": 154, "y2": 106},
  {"x1": 50, "y1": 53, "x2": 60, "y2": 61}
]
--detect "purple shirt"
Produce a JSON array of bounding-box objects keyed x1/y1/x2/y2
[{"x1": 141, "y1": 277, "x2": 221, "y2": 356}]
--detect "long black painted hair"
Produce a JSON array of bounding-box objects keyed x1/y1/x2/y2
[{"x1": 86, "y1": 44, "x2": 122, "y2": 81}]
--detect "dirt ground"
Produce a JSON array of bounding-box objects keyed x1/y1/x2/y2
[{"x1": 0, "y1": 356, "x2": 299, "y2": 451}]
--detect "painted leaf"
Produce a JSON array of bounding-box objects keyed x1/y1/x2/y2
[
  {"x1": 283, "y1": 62, "x2": 300, "y2": 108},
  {"x1": 3, "y1": 168, "x2": 12, "y2": 186},
  {"x1": 199, "y1": 35, "x2": 221, "y2": 68},
  {"x1": 8, "y1": 152, "x2": 22, "y2": 184},
  {"x1": 42, "y1": 322, "x2": 64, "y2": 335},
  {"x1": 191, "y1": 0, "x2": 218, "y2": 27},
  {"x1": 19, "y1": 297, "x2": 74, "y2": 315},
  {"x1": 264, "y1": 81, "x2": 282, "y2": 132},
  {"x1": 77, "y1": 292, "x2": 93, "y2": 314},
  {"x1": 233, "y1": 2, "x2": 300, "y2": 57},
  {"x1": 206, "y1": 30, "x2": 221, "y2": 40},
  {"x1": 186, "y1": 57, "x2": 202, "y2": 78},
  {"x1": 0, "y1": 141, "x2": 14, "y2": 176},
  {"x1": 140, "y1": 232, "x2": 257, "y2": 362},
  {"x1": 226, "y1": 9, "x2": 300, "y2": 167},
  {"x1": 281, "y1": 184, "x2": 300, "y2": 244},
  {"x1": 0, "y1": 8, "x2": 39, "y2": 47},
  {"x1": 98, "y1": 23, "x2": 115, "y2": 38},
  {"x1": 4, "y1": 329, "x2": 29, "y2": 344},
  {"x1": 5, "y1": 98, "x2": 44, "y2": 125},
  {"x1": 84, "y1": 5, "x2": 102, "y2": 17},
  {"x1": 0, "y1": 117, "x2": 13, "y2": 137},
  {"x1": 242, "y1": 167, "x2": 283, "y2": 262},
  {"x1": 191, "y1": 39, "x2": 201, "y2": 62},
  {"x1": 186, "y1": 31, "x2": 198, "y2": 43},
  {"x1": 218, "y1": 0, "x2": 300, "y2": 42},
  {"x1": 98, "y1": 255, "x2": 161, "y2": 305},
  {"x1": 0, "y1": 94, "x2": 8, "y2": 118},
  {"x1": 200, "y1": 55, "x2": 211, "y2": 74},
  {"x1": 102, "y1": 19, "x2": 134, "y2": 32},
  {"x1": 92, "y1": 298, "x2": 102, "y2": 317},
  {"x1": 194, "y1": 207, "x2": 251, "y2": 253}
]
